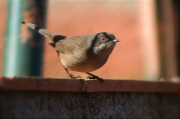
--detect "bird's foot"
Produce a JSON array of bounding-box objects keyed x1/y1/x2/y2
[
  {"x1": 75, "y1": 75, "x2": 82, "y2": 79},
  {"x1": 66, "y1": 75, "x2": 82, "y2": 79},
  {"x1": 87, "y1": 75, "x2": 104, "y2": 83}
]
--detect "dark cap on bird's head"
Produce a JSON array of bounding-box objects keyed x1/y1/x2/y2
[{"x1": 91, "y1": 32, "x2": 120, "y2": 54}]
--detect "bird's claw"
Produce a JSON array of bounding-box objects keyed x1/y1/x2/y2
[
  {"x1": 66, "y1": 75, "x2": 82, "y2": 79},
  {"x1": 87, "y1": 75, "x2": 104, "y2": 83},
  {"x1": 75, "y1": 75, "x2": 82, "y2": 79}
]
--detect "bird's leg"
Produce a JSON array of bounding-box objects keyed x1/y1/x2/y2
[
  {"x1": 65, "y1": 68, "x2": 73, "y2": 78},
  {"x1": 64, "y1": 68, "x2": 81, "y2": 79},
  {"x1": 86, "y1": 72, "x2": 104, "y2": 82}
]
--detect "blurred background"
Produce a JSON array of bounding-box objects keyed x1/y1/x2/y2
[{"x1": 0, "y1": 0, "x2": 179, "y2": 81}]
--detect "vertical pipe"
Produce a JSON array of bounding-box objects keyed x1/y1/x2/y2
[
  {"x1": 161, "y1": 0, "x2": 177, "y2": 80},
  {"x1": 3, "y1": 0, "x2": 47, "y2": 77},
  {"x1": 156, "y1": 0, "x2": 178, "y2": 80},
  {"x1": 139, "y1": 0, "x2": 160, "y2": 80}
]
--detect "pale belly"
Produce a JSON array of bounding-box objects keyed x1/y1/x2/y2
[{"x1": 59, "y1": 52, "x2": 109, "y2": 72}]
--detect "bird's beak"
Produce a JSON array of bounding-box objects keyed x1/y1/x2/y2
[{"x1": 113, "y1": 39, "x2": 120, "y2": 43}]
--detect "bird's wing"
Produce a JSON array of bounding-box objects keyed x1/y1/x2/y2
[
  {"x1": 52, "y1": 37, "x2": 80, "y2": 54},
  {"x1": 48, "y1": 42, "x2": 66, "y2": 53},
  {"x1": 49, "y1": 35, "x2": 95, "y2": 54},
  {"x1": 48, "y1": 35, "x2": 72, "y2": 53}
]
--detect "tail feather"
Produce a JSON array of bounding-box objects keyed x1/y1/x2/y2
[{"x1": 21, "y1": 21, "x2": 55, "y2": 40}]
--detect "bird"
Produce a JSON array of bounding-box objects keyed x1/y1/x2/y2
[{"x1": 21, "y1": 21, "x2": 120, "y2": 81}]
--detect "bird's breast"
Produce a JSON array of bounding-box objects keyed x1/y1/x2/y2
[
  {"x1": 59, "y1": 51, "x2": 109, "y2": 72},
  {"x1": 59, "y1": 42, "x2": 116, "y2": 72}
]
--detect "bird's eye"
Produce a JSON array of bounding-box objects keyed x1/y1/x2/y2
[{"x1": 100, "y1": 37, "x2": 106, "y2": 42}]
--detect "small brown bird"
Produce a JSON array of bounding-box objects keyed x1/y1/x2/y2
[{"x1": 22, "y1": 21, "x2": 120, "y2": 80}]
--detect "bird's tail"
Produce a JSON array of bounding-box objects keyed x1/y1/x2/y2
[{"x1": 21, "y1": 21, "x2": 55, "y2": 40}]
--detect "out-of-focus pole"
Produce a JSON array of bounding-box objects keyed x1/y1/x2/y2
[
  {"x1": 161, "y1": 0, "x2": 177, "y2": 80},
  {"x1": 3, "y1": 0, "x2": 47, "y2": 77},
  {"x1": 139, "y1": 0, "x2": 160, "y2": 80}
]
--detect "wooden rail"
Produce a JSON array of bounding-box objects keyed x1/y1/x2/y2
[{"x1": 0, "y1": 77, "x2": 179, "y2": 93}]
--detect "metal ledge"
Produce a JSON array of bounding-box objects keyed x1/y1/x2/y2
[
  {"x1": 0, "y1": 77, "x2": 179, "y2": 93},
  {"x1": 0, "y1": 77, "x2": 86, "y2": 92}
]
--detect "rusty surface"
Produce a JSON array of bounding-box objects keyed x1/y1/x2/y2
[
  {"x1": 1, "y1": 92, "x2": 179, "y2": 118},
  {"x1": 0, "y1": 77, "x2": 179, "y2": 93}
]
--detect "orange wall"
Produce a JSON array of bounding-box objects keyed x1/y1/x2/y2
[
  {"x1": 0, "y1": 1, "x2": 144, "y2": 79},
  {"x1": 43, "y1": 1, "x2": 143, "y2": 79}
]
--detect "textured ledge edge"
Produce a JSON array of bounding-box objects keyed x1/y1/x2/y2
[
  {"x1": 0, "y1": 77, "x2": 179, "y2": 93},
  {"x1": 0, "y1": 77, "x2": 86, "y2": 92},
  {"x1": 86, "y1": 79, "x2": 180, "y2": 93}
]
